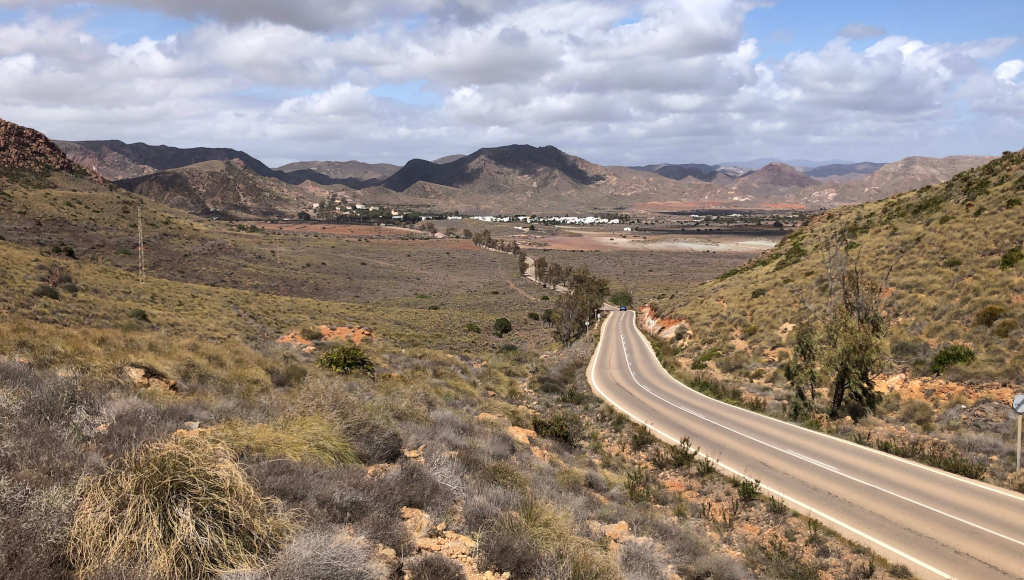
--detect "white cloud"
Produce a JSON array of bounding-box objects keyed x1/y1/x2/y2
[
  {"x1": 995, "y1": 59, "x2": 1024, "y2": 84},
  {"x1": 0, "y1": 2, "x2": 1020, "y2": 165}
]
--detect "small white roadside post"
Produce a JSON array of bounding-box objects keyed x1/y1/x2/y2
[{"x1": 1013, "y1": 394, "x2": 1024, "y2": 471}]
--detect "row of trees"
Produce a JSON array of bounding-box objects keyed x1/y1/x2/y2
[{"x1": 468, "y1": 229, "x2": 608, "y2": 344}]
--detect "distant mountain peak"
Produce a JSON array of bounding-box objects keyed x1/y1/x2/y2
[
  {"x1": 380, "y1": 143, "x2": 603, "y2": 192},
  {"x1": 0, "y1": 118, "x2": 78, "y2": 173}
]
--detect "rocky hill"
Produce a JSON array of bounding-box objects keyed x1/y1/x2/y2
[
  {"x1": 380, "y1": 145, "x2": 604, "y2": 192},
  {"x1": 57, "y1": 139, "x2": 342, "y2": 186},
  {"x1": 653, "y1": 150, "x2": 1024, "y2": 387},
  {"x1": 0, "y1": 118, "x2": 78, "y2": 173},
  {"x1": 277, "y1": 160, "x2": 399, "y2": 183},
  {"x1": 117, "y1": 159, "x2": 342, "y2": 217}
]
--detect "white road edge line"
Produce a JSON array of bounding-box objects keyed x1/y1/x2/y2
[
  {"x1": 628, "y1": 311, "x2": 1024, "y2": 504},
  {"x1": 585, "y1": 313, "x2": 955, "y2": 580},
  {"x1": 617, "y1": 332, "x2": 1024, "y2": 550}
]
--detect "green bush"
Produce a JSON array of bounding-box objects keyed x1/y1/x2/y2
[
  {"x1": 625, "y1": 467, "x2": 656, "y2": 503},
  {"x1": 735, "y1": 478, "x2": 761, "y2": 502},
  {"x1": 532, "y1": 412, "x2": 585, "y2": 446},
  {"x1": 300, "y1": 327, "x2": 324, "y2": 341},
  {"x1": 930, "y1": 345, "x2": 975, "y2": 374},
  {"x1": 493, "y1": 317, "x2": 512, "y2": 337},
  {"x1": 630, "y1": 425, "x2": 658, "y2": 451},
  {"x1": 750, "y1": 288, "x2": 767, "y2": 299},
  {"x1": 1000, "y1": 247, "x2": 1023, "y2": 270},
  {"x1": 465, "y1": 322, "x2": 481, "y2": 333},
  {"x1": 128, "y1": 308, "x2": 150, "y2": 322},
  {"x1": 527, "y1": 312, "x2": 540, "y2": 320},
  {"x1": 318, "y1": 345, "x2": 375, "y2": 376}
]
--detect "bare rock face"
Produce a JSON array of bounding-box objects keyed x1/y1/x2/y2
[{"x1": 0, "y1": 118, "x2": 77, "y2": 173}]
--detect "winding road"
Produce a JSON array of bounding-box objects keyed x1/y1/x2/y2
[{"x1": 587, "y1": 310, "x2": 1024, "y2": 580}]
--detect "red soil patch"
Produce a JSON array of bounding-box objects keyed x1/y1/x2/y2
[{"x1": 277, "y1": 324, "x2": 374, "y2": 352}]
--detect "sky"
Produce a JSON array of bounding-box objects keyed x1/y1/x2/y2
[{"x1": 0, "y1": 0, "x2": 1022, "y2": 167}]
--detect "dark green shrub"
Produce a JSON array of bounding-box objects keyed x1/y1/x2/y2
[
  {"x1": 493, "y1": 317, "x2": 512, "y2": 337},
  {"x1": 735, "y1": 478, "x2": 761, "y2": 502},
  {"x1": 532, "y1": 412, "x2": 584, "y2": 446},
  {"x1": 464, "y1": 322, "x2": 481, "y2": 333},
  {"x1": 890, "y1": 564, "x2": 913, "y2": 579},
  {"x1": 128, "y1": 309, "x2": 150, "y2": 322},
  {"x1": 930, "y1": 345, "x2": 975, "y2": 374},
  {"x1": 1006, "y1": 198, "x2": 1021, "y2": 208},
  {"x1": 750, "y1": 288, "x2": 767, "y2": 299},
  {"x1": 541, "y1": 309, "x2": 553, "y2": 323},
  {"x1": 630, "y1": 425, "x2": 657, "y2": 451},
  {"x1": 1000, "y1": 247, "x2": 1023, "y2": 270},
  {"x1": 974, "y1": 305, "x2": 1005, "y2": 327},
  {"x1": 625, "y1": 467, "x2": 655, "y2": 503},
  {"x1": 318, "y1": 345, "x2": 374, "y2": 376},
  {"x1": 32, "y1": 285, "x2": 60, "y2": 300},
  {"x1": 942, "y1": 257, "x2": 962, "y2": 268},
  {"x1": 527, "y1": 312, "x2": 540, "y2": 321}
]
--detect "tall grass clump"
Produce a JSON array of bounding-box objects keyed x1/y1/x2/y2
[
  {"x1": 213, "y1": 416, "x2": 359, "y2": 466},
  {"x1": 69, "y1": 433, "x2": 295, "y2": 579}
]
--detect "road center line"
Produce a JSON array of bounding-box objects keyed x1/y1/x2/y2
[{"x1": 617, "y1": 332, "x2": 1024, "y2": 550}]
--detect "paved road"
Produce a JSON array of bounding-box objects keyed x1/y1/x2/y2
[{"x1": 587, "y1": 310, "x2": 1024, "y2": 580}]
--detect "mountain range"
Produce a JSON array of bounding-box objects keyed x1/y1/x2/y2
[{"x1": 42, "y1": 122, "x2": 994, "y2": 216}]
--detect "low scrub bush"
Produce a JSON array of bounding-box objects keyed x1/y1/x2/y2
[
  {"x1": 532, "y1": 412, "x2": 585, "y2": 446},
  {"x1": 493, "y1": 317, "x2": 512, "y2": 337},
  {"x1": 974, "y1": 305, "x2": 1006, "y2": 327},
  {"x1": 625, "y1": 466, "x2": 656, "y2": 503},
  {"x1": 735, "y1": 478, "x2": 761, "y2": 502},
  {"x1": 630, "y1": 424, "x2": 658, "y2": 451},
  {"x1": 930, "y1": 344, "x2": 975, "y2": 374},
  {"x1": 898, "y1": 399, "x2": 934, "y2": 428},
  {"x1": 1000, "y1": 246, "x2": 1023, "y2": 270},
  {"x1": 874, "y1": 436, "x2": 986, "y2": 479},
  {"x1": 269, "y1": 364, "x2": 307, "y2": 388},
  {"x1": 32, "y1": 284, "x2": 60, "y2": 300},
  {"x1": 299, "y1": 327, "x2": 324, "y2": 341},
  {"x1": 317, "y1": 345, "x2": 374, "y2": 376},
  {"x1": 266, "y1": 528, "x2": 385, "y2": 580},
  {"x1": 993, "y1": 318, "x2": 1018, "y2": 338},
  {"x1": 69, "y1": 433, "x2": 295, "y2": 579},
  {"x1": 405, "y1": 553, "x2": 467, "y2": 580},
  {"x1": 127, "y1": 308, "x2": 150, "y2": 322}
]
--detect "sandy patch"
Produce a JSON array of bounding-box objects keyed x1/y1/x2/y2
[{"x1": 277, "y1": 324, "x2": 374, "y2": 352}]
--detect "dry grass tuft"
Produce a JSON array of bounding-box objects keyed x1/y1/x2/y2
[
  {"x1": 69, "y1": 432, "x2": 295, "y2": 579},
  {"x1": 213, "y1": 416, "x2": 359, "y2": 466}
]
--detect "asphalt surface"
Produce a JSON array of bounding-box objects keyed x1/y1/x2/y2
[{"x1": 587, "y1": 310, "x2": 1024, "y2": 580}]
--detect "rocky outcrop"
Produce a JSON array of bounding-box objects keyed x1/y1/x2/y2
[{"x1": 0, "y1": 118, "x2": 78, "y2": 173}]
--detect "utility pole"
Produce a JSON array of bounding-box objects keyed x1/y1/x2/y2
[{"x1": 137, "y1": 206, "x2": 145, "y2": 284}]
